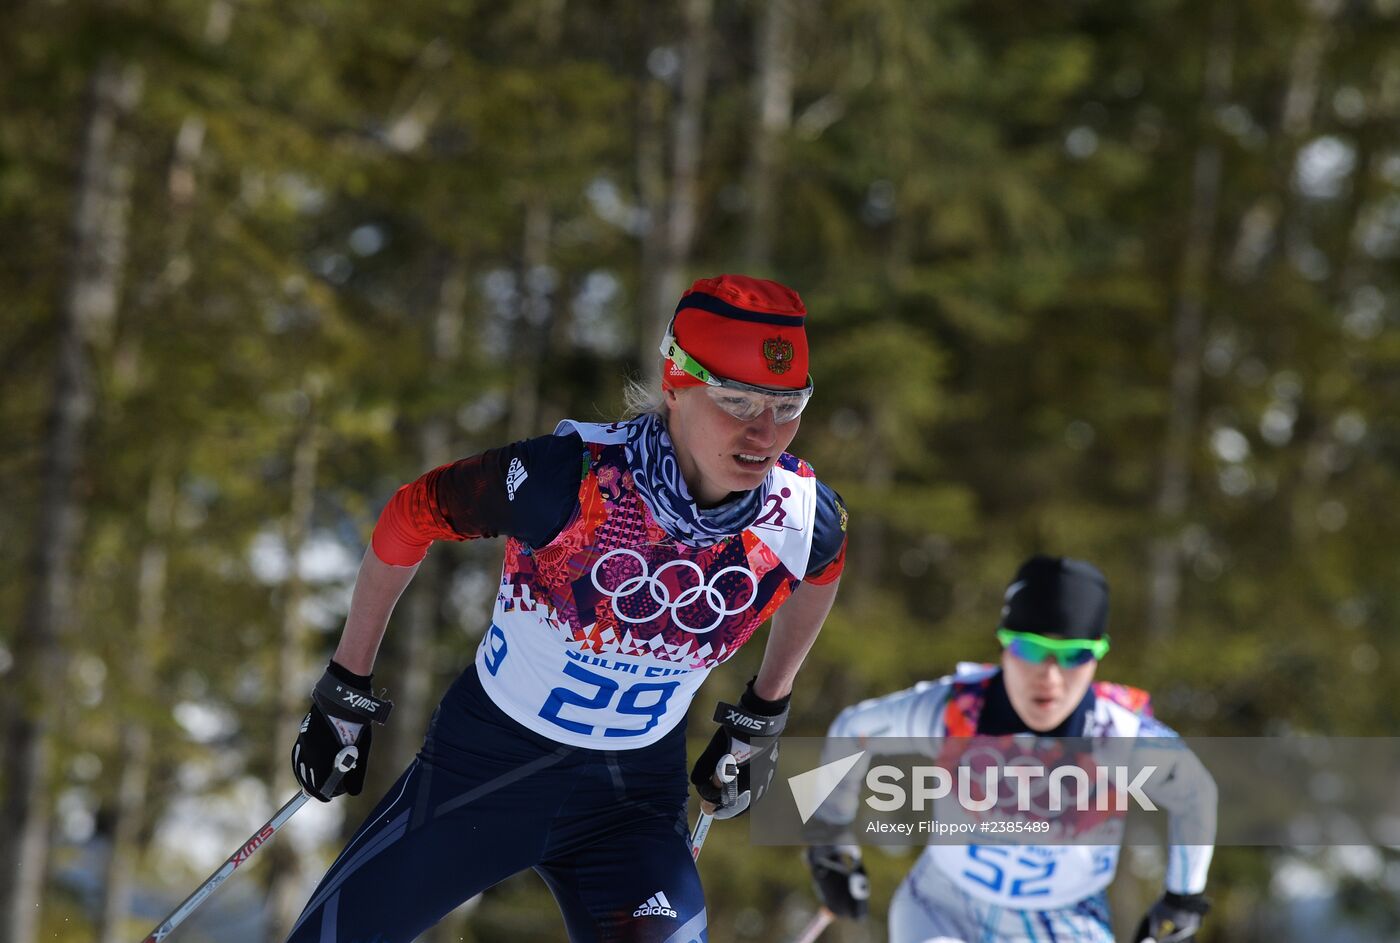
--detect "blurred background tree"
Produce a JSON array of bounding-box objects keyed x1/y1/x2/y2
[{"x1": 2, "y1": 0, "x2": 1399, "y2": 940}]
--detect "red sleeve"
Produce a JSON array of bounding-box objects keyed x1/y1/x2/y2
[
  {"x1": 370, "y1": 467, "x2": 463, "y2": 566},
  {"x1": 369, "y1": 433, "x2": 583, "y2": 566}
]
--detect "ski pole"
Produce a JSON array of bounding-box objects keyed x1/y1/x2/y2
[
  {"x1": 788, "y1": 907, "x2": 835, "y2": 943},
  {"x1": 139, "y1": 746, "x2": 358, "y2": 943},
  {"x1": 689, "y1": 753, "x2": 738, "y2": 861}
]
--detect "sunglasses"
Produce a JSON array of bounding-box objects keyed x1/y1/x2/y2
[
  {"x1": 660, "y1": 331, "x2": 814, "y2": 425},
  {"x1": 996, "y1": 628, "x2": 1110, "y2": 668}
]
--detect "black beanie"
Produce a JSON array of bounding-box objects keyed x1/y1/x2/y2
[{"x1": 999, "y1": 555, "x2": 1109, "y2": 640}]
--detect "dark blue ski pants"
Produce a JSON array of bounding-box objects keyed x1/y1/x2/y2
[{"x1": 286, "y1": 665, "x2": 706, "y2": 943}]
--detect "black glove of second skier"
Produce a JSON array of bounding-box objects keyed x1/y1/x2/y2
[
  {"x1": 689, "y1": 678, "x2": 788, "y2": 819},
  {"x1": 806, "y1": 844, "x2": 870, "y2": 920},
  {"x1": 292, "y1": 660, "x2": 393, "y2": 801},
  {"x1": 1134, "y1": 891, "x2": 1210, "y2": 942}
]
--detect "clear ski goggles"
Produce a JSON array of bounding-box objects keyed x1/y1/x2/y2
[
  {"x1": 997, "y1": 629, "x2": 1110, "y2": 668},
  {"x1": 660, "y1": 331, "x2": 814, "y2": 425}
]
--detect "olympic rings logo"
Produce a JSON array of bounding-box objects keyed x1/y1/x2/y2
[{"x1": 589, "y1": 548, "x2": 758, "y2": 635}]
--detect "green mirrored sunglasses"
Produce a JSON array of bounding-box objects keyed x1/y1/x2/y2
[{"x1": 996, "y1": 628, "x2": 1110, "y2": 668}]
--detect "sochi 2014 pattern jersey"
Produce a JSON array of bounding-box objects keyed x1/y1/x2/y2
[
  {"x1": 814, "y1": 663, "x2": 1215, "y2": 912},
  {"x1": 370, "y1": 417, "x2": 848, "y2": 750}
]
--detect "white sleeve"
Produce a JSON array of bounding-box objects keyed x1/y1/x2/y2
[
  {"x1": 810, "y1": 679, "x2": 952, "y2": 827},
  {"x1": 1135, "y1": 719, "x2": 1216, "y2": 894}
]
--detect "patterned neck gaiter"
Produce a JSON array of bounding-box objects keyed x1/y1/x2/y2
[{"x1": 623, "y1": 412, "x2": 769, "y2": 548}]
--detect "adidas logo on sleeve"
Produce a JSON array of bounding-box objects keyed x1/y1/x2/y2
[
  {"x1": 505, "y1": 458, "x2": 528, "y2": 502},
  {"x1": 632, "y1": 891, "x2": 678, "y2": 918}
]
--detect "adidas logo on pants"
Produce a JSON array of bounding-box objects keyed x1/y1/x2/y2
[{"x1": 633, "y1": 892, "x2": 678, "y2": 918}]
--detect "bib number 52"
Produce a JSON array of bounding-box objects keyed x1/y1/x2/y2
[
  {"x1": 539, "y1": 662, "x2": 678, "y2": 738},
  {"x1": 963, "y1": 845, "x2": 1057, "y2": 899}
]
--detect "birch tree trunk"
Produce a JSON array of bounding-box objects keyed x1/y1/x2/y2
[
  {"x1": 1145, "y1": 14, "x2": 1232, "y2": 637},
  {"x1": 263, "y1": 400, "x2": 322, "y2": 942},
  {"x1": 505, "y1": 0, "x2": 567, "y2": 439},
  {"x1": 638, "y1": 0, "x2": 713, "y2": 381},
  {"x1": 0, "y1": 55, "x2": 142, "y2": 943},
  {"x1": 744, "y1": 0, "x2": 798, "y2": 270},
  {"x1": 95, "y1": 12, "x2": 229, "y2": 934},
  {"x1": 356, "y1": 256, "x2": 469, "y2": 816},
  {"x1": 507, "y1": 199, "x2": 555, "y2": 441},
  {"x1": 1227, "y1": 0, "x2": 1340, "y2": 282},
  {"x1": 95, "y1": 469, "x2": 174, "y2": 943}
]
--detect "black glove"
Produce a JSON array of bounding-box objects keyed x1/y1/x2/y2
[
  {"x1": 806, "y1": 844, "x2": 870, "y2": 920},
  {"x1": 1134, "y1": 891, "x2": 1210, "y2": 943},
  {"x1": 689, "y1": 678, "x2": 788, "y2": 819},
  {"x1": 292, "y1": 660, "x2": 393, "y2": 802}
]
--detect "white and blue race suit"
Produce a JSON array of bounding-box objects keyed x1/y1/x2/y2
[{"x1": 814, "y1": 663, "x2": 1216, "y2": 943}]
